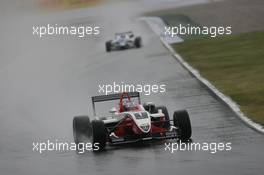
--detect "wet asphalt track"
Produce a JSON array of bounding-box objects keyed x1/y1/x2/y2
[{"x1": 0, "y1": 0, "x2": 263, "y2": 175}]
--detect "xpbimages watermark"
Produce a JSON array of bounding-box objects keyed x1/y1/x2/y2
[
  {"x1": 32, "y1": 140, "x2": 99, "y2": 154},
  {"x1": 164, "y1": 24, "x2": 232, "y2": 38},
  {"x1": 32, "y1": 24, "x2": 100, "y2": 38},
  {"x1": 98, "y1": 82, "x2": 166, "y2": 95},
  {"x1": 164, "y1": 141, "x2": 232, "y2": 154}
]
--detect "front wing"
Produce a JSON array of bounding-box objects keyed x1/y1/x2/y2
[{"x1": 108, "y1": 129, "x2": 179, "y2": 145}]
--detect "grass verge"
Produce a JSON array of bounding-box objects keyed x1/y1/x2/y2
[
  {"x1": 39, "y1": 0, "x2": 101, "y2": 10},
  {"x1": 173, "y1": 31, "x2": 264, "y2": 125}
]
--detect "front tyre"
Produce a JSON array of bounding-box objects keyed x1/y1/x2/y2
[
  {"x1": 91, "y1": 120, "x2": 107, "y2": 151},
  {"x1": 135, "y1": 37, "x2": 142, "y2": 48},
  {"x1": 173, "y1": 110, "x2": 192, "y2": 141},
  {"x1": 73, "y1": 116, "x2": 91, "y2": 144}
]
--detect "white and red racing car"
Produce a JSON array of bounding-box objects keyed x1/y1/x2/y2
[{"x1": 73, "y1": 92, "x2": 192, "y2": 151}]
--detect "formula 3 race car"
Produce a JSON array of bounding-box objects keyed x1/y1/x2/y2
[
  {"x1": 73, "y1": 92, "x2": 192, "y2": 151},
  {"x1": 105, "y1": 31, "x2": 142, "y2": 52}
]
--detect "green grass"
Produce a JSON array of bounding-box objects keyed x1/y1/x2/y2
[
  {"x1": 39, "y1": 0, "x2": 101, "y2": 10},
  {"x1": 173, "y1": 31, "x2": 264, "y2": 125}
]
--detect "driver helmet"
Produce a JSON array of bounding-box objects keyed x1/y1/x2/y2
[{"x1": 123, "y1": 99, "x2": 137, "y2": 111}]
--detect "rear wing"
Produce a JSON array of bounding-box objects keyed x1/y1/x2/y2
[
  {"x1": 115, "y1": 31, "x2": 133, "y2": 35},
  {"x1": 91, "y1": 92, "x2": 141, "y2": 116}
]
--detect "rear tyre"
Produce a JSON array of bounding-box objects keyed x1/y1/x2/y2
[
  {"x1": 73, "y1": 116, "x2": 91, "y2": 144},
  {"x1": 135, "y1": 37, "x2": 142, "y2": 48},
  {"x1": 91, "y1": 120, "x2": 107, "y2": 151},
  {"x1": 155, "y1": 106, "x2": 170, "y2": 128},
  {"x1": 173, "y1": 110, "x2": 192, "y2": 141},
  {"x1": 106, "y1": 41, "x2": 112, "y2": 52}
]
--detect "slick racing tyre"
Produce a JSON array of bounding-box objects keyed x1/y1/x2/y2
[
  {"x1": 155, "y1": 106, "x2": 170, "y2": 128},
  {"x1": 173, "y1": 110, "x2": 192, "y2": 141},
  {"x1": 73, "y1": 116, "x2": 92, "y2": 144},
  {"x1": 91, "y1": 120, "x2": 107, "y2": 151},
  {"x1": 135, "y1": 37, "x2": 142, "y2": 48},
  {"x1": 106, "y1": 41, "x2": 112, "y2": 52}
]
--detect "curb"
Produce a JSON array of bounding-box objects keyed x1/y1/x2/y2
[{"x1": 161, "y1": 37, "x2": 264, "y2": 134}]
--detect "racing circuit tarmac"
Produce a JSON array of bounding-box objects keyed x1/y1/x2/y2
[{"x1": 0, "y1": 0, "x2": 264, "y2": 175}]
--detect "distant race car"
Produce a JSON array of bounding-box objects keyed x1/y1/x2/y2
[
  {"x1": 73, "y1": 92, "x2": 192, "y2": 151},
  {"x1": 105, "y1": 31, "x2": 142, "y2": 52}
]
